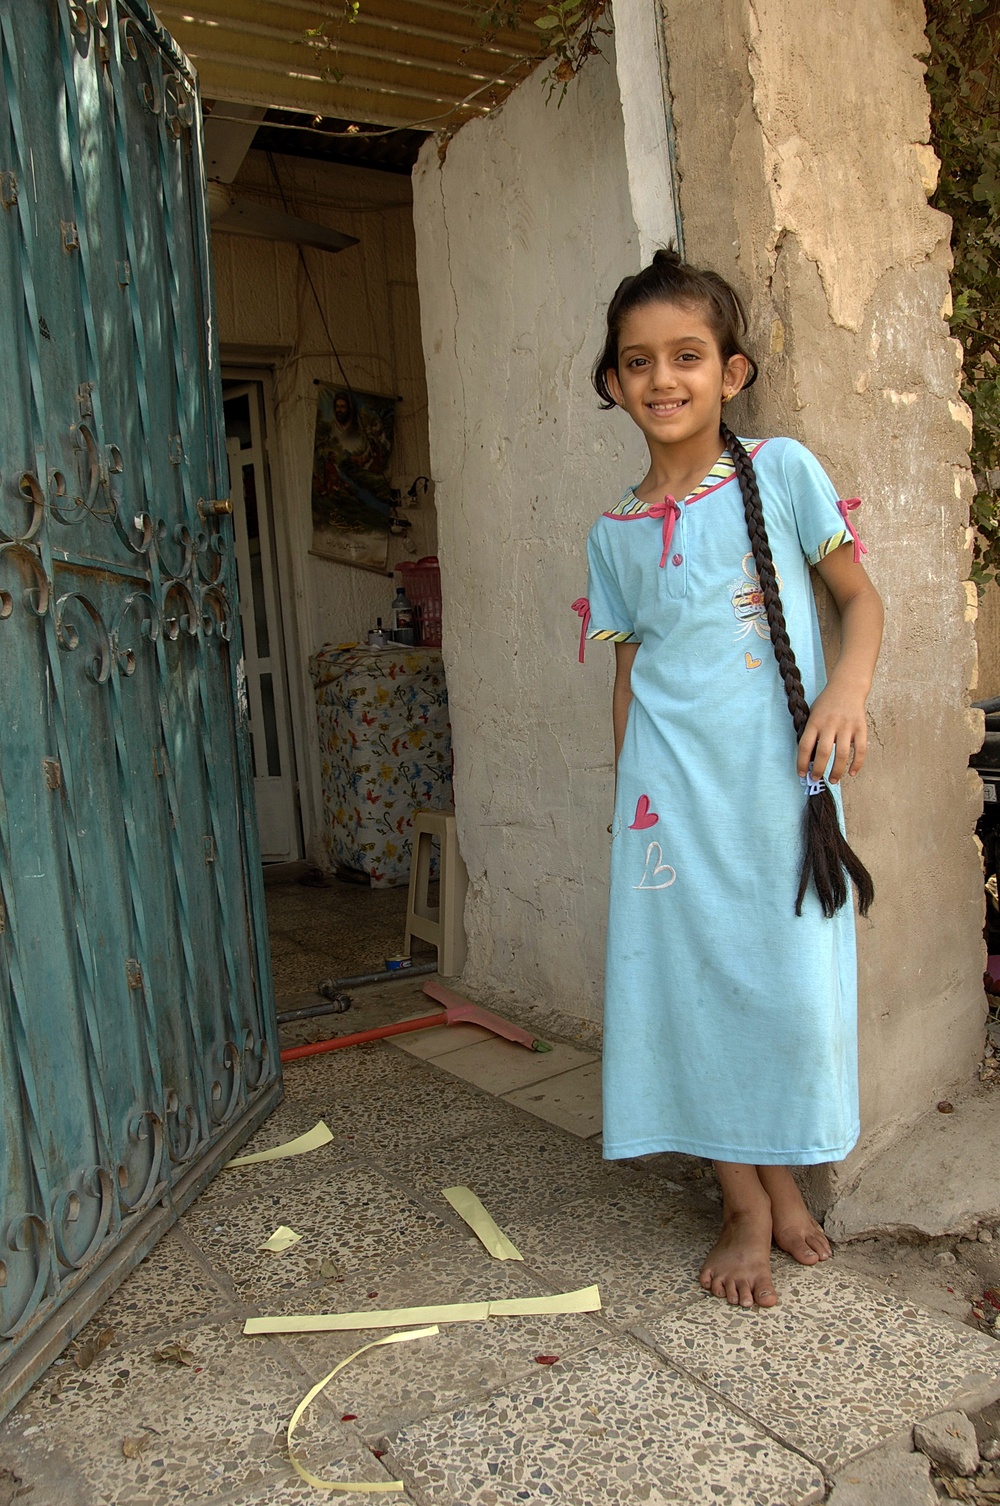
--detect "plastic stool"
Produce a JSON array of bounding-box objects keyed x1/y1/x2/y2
[{"x1": 403, "y1": 810, "x2": 468, "y2": 976}]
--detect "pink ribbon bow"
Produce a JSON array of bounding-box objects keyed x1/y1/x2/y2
[
  {"x1": 837, "y1": 498, "x2": 868, "y2": 565},
  {"x1": 646, "y1": 496, "x2": 681, "y2": 568},
  {"x1": 571, "y1": 597, "x2": 591, "y2": 664}
]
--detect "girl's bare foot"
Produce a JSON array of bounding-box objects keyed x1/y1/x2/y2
[
  {"x1": 757, "y1": 1165, "x2": 832, "y2": 1265},
  {"x1": 699, "y1": 1164, "x2": 779, "y2": 1308}
]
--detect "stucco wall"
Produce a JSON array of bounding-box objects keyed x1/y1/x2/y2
[
  {"x1": 211, "y1": 152, "x2": 435, "y2": 854},
  {"x1": 412, "y1": 38, "x2": 645, "y2": 1014},
  {"x1": 657, "y1": 0, "x2": 986, "y2": 1193}
]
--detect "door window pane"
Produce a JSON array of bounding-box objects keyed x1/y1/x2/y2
[{"x1": 259, "y1": 672, "x2": 281, "y2": 777}]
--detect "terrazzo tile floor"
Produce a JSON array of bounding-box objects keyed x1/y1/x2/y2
[{"x1": 3, "y1": 977, "x2": 1000, "y2": 1506}]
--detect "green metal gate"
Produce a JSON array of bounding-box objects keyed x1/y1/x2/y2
[{"x1": 0, "y1": 0, "x2": 281, "y2": 1415}]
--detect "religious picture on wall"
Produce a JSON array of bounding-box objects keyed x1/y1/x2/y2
[{"x1": 310, "y1": 385, "x2": 397, "y2": 571}]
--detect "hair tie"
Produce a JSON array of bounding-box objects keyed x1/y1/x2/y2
[{"x1": 800, "y1": 771, "x2": 825, "y2": 798}]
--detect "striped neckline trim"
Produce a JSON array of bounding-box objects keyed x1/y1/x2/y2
[{"x1": 603, "y1": 439, "x2": 766, "y2": 519}]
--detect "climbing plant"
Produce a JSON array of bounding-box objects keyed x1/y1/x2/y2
[{"x1": 924, "y1": 0, "x2": 1000, "y2": 587}]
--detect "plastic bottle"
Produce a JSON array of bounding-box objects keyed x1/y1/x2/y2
[{"x1": 390, "y1": 586, "x2": 415, "y2": 646}]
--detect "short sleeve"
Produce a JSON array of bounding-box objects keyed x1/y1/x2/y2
[
  {"x1": 585, "y1": 527, "x2": 639, "y2": 644},
  {"x1": 778, "y1": 440, "x2": 868, "y2": 567}
]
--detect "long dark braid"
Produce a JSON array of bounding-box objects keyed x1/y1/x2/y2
[{"x1": 722, "y1": 422, "x2": 874, "y2": 918}]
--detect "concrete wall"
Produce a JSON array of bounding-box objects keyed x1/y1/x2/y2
[
  {"x1": 412, "y1": 37, "x2": 646, "y2": 1014},
  {"x1": 211, "y1": 151, "x2": 435, "y2": 855},
  {"x1": 657, "y1": 0, "x2": 986, "y2": 1199},
  {"x1": 414, "y1": 0, "x2": 987, "y2": 1208}
]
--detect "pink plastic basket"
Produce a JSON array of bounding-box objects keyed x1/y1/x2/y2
[{"x1": 397, "y1": 556, "x2": 442, "y2": 647}]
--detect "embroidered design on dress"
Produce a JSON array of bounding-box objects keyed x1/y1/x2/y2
[
  {"x1": 744, "y1": 651, "x2": 763, "y2": 671},
  {"x1": 730, "y1": 554, "x2": 774, "y2": 641},
  {"x1": 629, "y1": 794, "x2": 659, "y2": 830},
  {"x1": 634, "y1": 840, "x2": 676, "y2": 890}
]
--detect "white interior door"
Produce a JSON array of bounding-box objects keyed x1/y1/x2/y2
[{"x1": 224, "y1": 385, "x2": 300, "y2": 861}]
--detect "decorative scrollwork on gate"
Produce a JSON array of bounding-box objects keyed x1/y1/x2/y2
[
  {"x1": 110, "y1": 589, "x2": 159, "y2": 676},
  {"x1": 200, "y1": 584, "x2": 233, "y2": 641},
  {"x1": 209, "y1": 1039, "x2": 243, "y2": 1128},
  {"x1": 164, "y1": 1091, "x2": 200, "y2": 1166},
  {"x1": 0, "y1": 542, "x2": 51, "y2": 620},
  {"x1": 116, "y1": 1111, "x2": 164, "y2": 1215},
  {"x1": 0, "y1": 472, "x2": 45, "y2": 546},
  {"x1": 52, "y1": 1165, "x2": 114, "y2": 1272},
  {"x1": 0, "y1": 1214, "x2": 51, "y2": 1340},
  {"x1": 242, "y1": 1028, "x2": 272, "y2": 1093},
  {"x1": 55, "y1": 590, "x2": 113, "y2": 683}
]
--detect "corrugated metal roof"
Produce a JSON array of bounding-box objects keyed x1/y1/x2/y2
[{"x1": 158, "y1": 0, "x2": 545, "y2": 130}]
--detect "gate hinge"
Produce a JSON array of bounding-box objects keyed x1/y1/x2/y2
[
  {"x1": 0, "y1": 893, "x2": 7, "y2": 935},
  {"x1": 168, "y1": 435, "x2": 183, "y2": 466},
  {"x1": 0, "y1": 171, "x2": 17, "y2": 210},
  {"x1": 43, "y1": 757, "x2": 62, "y2": 791},
  {"x1": 61, "y1": 221, "x2": 80, "y2": 252},
  {"x1": 117, "y1": 259, "x2": 130, "y2": 286},
  {"x1": 125, "y1": 957, "x2": 143, "y2": 991},
  {"x1": 76, "y1": 382, "x2": 95, "y2": 419},
  {"x1": 203, "y1": 834, "x2": 216, "y2": 864}
]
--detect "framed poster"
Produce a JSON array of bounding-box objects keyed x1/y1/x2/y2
[{"x1": 310, "y1": 385, "x2": 397, "y2": 571}]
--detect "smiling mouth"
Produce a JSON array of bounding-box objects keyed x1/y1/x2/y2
[{"x1": 646, "y1": 400, "x2": 687, "y2": 414}]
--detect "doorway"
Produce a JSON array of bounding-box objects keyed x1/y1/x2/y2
[{"x1": 222, "y1": 376, "x2": 303, "y2": 862}]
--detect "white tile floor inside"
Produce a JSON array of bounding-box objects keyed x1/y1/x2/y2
[{"x1": 2, "y1": 980, "x2": 999, "y2": 1506}]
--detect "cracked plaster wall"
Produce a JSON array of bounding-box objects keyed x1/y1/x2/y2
[
  {"x1": 412, "y1": 38, "x2": 645, "y2": 1015},
  {"x1": 660, "y1": 0, "x2": 985, "y2": 1197}
]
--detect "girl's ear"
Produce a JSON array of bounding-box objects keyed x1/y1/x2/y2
[
  {"x1": 605, "y1": 366, "x2": 626, "y2": 408},
  {"x1": 722, "y1": 353, "x2": 751, "y2": 401}
]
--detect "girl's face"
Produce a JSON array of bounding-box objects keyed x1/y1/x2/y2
[{"x1": 605, "y1": 299, "x2": 749, "y2": 450}]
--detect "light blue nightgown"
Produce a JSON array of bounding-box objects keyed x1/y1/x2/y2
[{"x1": 580, "y1": 437, "x2": 863, "y2": 1165}]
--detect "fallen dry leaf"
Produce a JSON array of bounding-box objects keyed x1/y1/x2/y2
[
  {"x1": 72, "y1": 1327, "x2": 115, "y2": 1371},
  {"x1": 122, "y1": 1434, "x2": 152, "y2": 1460},
  {"x1": 534, "y1": 1355, "x2": 559, "y2": 1365},
  {"x1": 152, "y1": 1342, "x2": 196, "y2": 1367}
]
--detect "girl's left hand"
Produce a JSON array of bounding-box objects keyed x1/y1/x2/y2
[
  {"x1": 803, "y1": 543, "x2": 884, "y2": 785},
  {"x1": 796, "y1": 682, "x2": 868, "y2": 785}
]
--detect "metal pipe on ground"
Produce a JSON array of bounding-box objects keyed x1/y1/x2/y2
[{"x1": 274, "y1": 961, "x2": 438, "y2": 1024}]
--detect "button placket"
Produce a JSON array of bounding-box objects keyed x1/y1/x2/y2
[{"x1": 663, "y1": 510, "x2": 688, "y2": 599}]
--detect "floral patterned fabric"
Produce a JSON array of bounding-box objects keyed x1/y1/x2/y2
[{"x1": 310, "y1": 645, "x2": 453, "y2": 887}]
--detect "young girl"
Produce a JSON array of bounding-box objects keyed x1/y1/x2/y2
[{"x1": 574, "y1": 249, "x2": 883, "y2": 1310}]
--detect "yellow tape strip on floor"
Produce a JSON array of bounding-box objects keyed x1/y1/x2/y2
[
  {"x1": 243, "y1": 1284, "x2": 601, "y2": 1336},
  {"x1": 226, "y1": 1120, "x2": 333, "y2": 1169},
  {"x1": 441, "y1": 1186, "x2": 523, "y2": 1261},
  {"x1": 288, "y1": 1326, "x2": 439, "y2": 1492},
  {"x1": 257, "y1": 1226, "x2": 302, "y2": 1253}
]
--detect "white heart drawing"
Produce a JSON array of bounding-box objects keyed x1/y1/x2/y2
[{"x1": 634, "y1": 840, "x2": 676, "y2": 890}]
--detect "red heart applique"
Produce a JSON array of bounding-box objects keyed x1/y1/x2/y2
[{"x1": 629, "y1": 794, "x2": 659, "y2": 830}]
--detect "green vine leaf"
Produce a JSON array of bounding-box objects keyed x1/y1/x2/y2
[{"x1": 925, "y1": 0, "x2": 1000, "y2": 590}]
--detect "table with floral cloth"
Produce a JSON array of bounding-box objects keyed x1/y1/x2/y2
[{"x1": 309, "y1": 644, "x2": 453, "y2": 887}]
